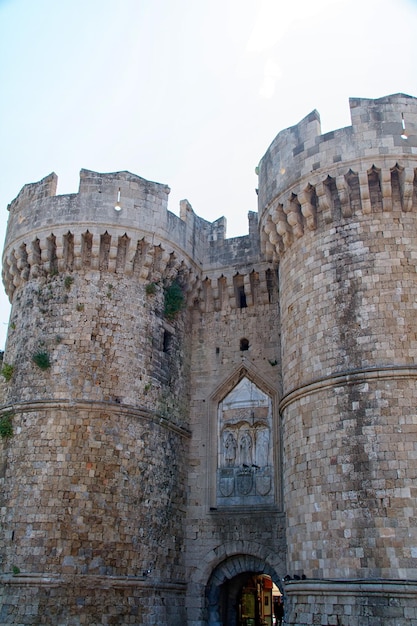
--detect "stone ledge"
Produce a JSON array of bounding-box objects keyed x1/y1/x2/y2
[
  {"x1": 280, "y1": 364, "x2": 417, "y2": 413},
  {"x1": 285, "y1": 578, "x2": 417, "y2": 597},
  {"x1": 209, "y1": 505, "x2": 283, "y2": 515},
  {"x1": 0, "y1": 573, "x2": 186, "y2": 592},
  {"x1": 0, "y1": 398, "x2": 191, "y2": 438}
]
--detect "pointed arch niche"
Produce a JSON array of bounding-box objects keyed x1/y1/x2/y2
[{"x1": 209, "y1": 365, "x2": 281, "y2": 509}]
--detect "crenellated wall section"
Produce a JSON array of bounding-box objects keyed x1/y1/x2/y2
[
  {"x1": 2, "y1": 170, "x2": 276, "y2": 314},
  {"x1": 259, "y1": 93, "x2": 417, "y2": 261},
  {"x1": 3, "y1": 93, "x2": 417, "y2": 625},
  {"x1": 2, "y1": 170, "x2": 204, "y2": 299}
]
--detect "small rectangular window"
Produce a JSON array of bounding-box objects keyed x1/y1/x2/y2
[{"x1": 163, "y1": 330, "x2": 172, "y2": 353}]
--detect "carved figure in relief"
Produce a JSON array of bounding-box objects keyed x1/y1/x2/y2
[
  {"x1": 256, "y1": 428, "x2": 270, "y2": 467},
  {"x1": 239, "y1": 431, "x2": 253, "y2": 466},
  {"x1": 223, "y1": 432, "x2": 237, "y2": 467}
]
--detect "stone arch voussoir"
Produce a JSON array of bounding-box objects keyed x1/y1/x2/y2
[{"x1": 196, "y1": 541, "x2": 284, "y2": 588}]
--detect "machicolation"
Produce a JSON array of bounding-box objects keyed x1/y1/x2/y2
[{"x1": 1, "y1": 93, "x2": 417, "y2": 625}]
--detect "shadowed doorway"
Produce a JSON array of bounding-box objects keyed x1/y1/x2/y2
[{"x1": 206, "y1": 555, "x2": 283, "y2": 626}]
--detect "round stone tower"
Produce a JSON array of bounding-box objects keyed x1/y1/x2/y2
[
  {"x1": 0, "y1": 170, "x2": 200, "y2": 624},
  {"x1": 258, "y1": 94, "x2": 417, "y2": 623}
]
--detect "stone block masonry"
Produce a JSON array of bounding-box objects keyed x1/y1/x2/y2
[
  {"x1": 258, "y1": 92, "x2": 417, "y2": 625},
  {"x1": 2, "y1": 93, "x2": 417, "y2": 625}
]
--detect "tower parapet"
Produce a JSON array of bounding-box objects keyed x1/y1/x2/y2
[
  {"x1": 3, "y1": 93, "x2": 417, "y2": 626},
  {"x1": 258, "y1": 93, "x2": 417, "y2": 260},
  {"x1": 2, "y1": 169, "x2": 211, "y2": 298}
]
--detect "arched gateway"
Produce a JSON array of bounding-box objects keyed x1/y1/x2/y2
[{"x1": 206, "y1": 554, "x2": 283, "y2": 626}]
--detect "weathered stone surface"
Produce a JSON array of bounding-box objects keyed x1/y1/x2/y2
[{"x1": 2, "y1": 93, "x2": 417, "y2": 624}]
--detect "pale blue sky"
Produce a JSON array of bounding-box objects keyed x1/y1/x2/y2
[{"x1": 1, "y1": 0, "x2": 417, "y2": 349}]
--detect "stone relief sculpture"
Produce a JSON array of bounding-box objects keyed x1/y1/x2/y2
[
  {"x1": 217, "y1": 377, "x2": 274, "y2": 505},
  {"x1": 224, "y1": 432, "x2": 237, "y2": 466},
  {"x1": 239, "y1": 431, "x2": 253, "y2": 466}
]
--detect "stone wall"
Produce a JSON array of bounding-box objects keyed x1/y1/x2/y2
[
  {"x1": 2, "y1": 93, "x2": 417, "y2": 625},
  {"x1": 285, "y1": 579, "x2": 417, "y2": 626},
  {"x1": 258, "y1": 92, "x2": 417, "y2": 623},
  {"x1": 277, "y1": 207, "x2": 417, "y2": 580},
  {"x1": 0, "y1": 576, "x2": 186, "y2": 625},
  {"x1": 185, "y1": 245, "x2": 286, "y2": 624},
  {"x1": 0, "y1": 404, "x2": 188, "y2": 576},
  {"x1": 0, "y1": 171, "x2": 194, "y2": 624}
]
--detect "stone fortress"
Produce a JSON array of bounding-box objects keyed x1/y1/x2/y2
[{"x1": 1, "y1": 93, "x2": 417, "y2": 625}]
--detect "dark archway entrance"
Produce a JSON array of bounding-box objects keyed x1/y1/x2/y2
[{"x1": 206, "y1": 555, "x2": 283, "y2": 626}]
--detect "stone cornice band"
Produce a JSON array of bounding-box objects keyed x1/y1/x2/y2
[
  {"x1": 0, "y1": 573, "x2": 186, "y2": 592},
  {"x1": 279, "y1": 365, "x2": 417, "y2": 414},
  {"x1": 284, "y1": 578, "x2": 417, "y2": 597},
  {"x1": 0, "y1": 399, "x2": 191, "y2": 438}
]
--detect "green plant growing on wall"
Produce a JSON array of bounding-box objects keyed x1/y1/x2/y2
[
  {"x1": 0, "y1": 412, "x2": 13, "y2": 439},
  {"x1": 145, "y1": 282, "x2": 157, "y2": 296},
  {"x1": 76, "y1": 303, "x2": 84, "y2": 312},
  {"x1": 32, "y1": 350, "x2": 51, "y2": 370},
  {"x1": 1, "y1": 363, "x2": 14, "y2": 382},
  {"x1": 164, "y1": 281, "x2": 184, "y2": 320},
  {"x1": 12, "y1": 565, "x2": 20, "y2": 576},
  {"x1": 64, "y1": 275, "x2": 74, "y2": 290}
]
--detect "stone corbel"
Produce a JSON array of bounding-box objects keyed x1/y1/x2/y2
[
  {"x1": 263, "y1": 212, "x2": 283, "y2": 257},
  {"x1": 40, "y1": 237, "x2": 50, "y2": 273},
  {"x1": 359, "y1": 171, "x2": 372, "y2": 215},
  {"x1": 284, "y1": 196, "x2": 304, "y2": 239},
  {"x1": 90, "y1": 234, "x2": 101, "y2": 271},
  {"x1": 157, "y1": 249, "x2": 172, "y2": 278},
  {"x1": 244, "y1": 273, "x2": 253, "y2": 307},
  {"x1": 271, "y1": 204, "x2": 292, "y2": 250},
  {"x1": 124, "y1": 245, "x2": 135, "y2": 276},
  {"x1": 10, "y1": 250, "x2": 22, "y2": 289},
  {"x1": 336, "y1": 176, "x2": 351, "y2": 218},
  {"x1": 56, "y1": 235, "x2": 65, "y2": 272},
  {"x1": 16, "y1": 244, "x2": 30, "y2": 281},
  {"x1": 315, "y1": 181, "x2": 332, "y2": 224},
  {"x1": 107, "y1": 240, "x2": 119, "y2": 273},
  {"x1": 186, "y1": 272, "x2": 201, "y2": 308},
  {"x1": 139, "y1": 246, "x2": 154, "y2": 280},
  {"x1": 28, "y1": 239, "x2": 42, "y2": 278},
  {"x1": 1, "y1": 263, "x2": 13, "y2": 299},
  {"x1": 381, "y1": 168, "x2": 392, "y2": 212},
  {"x1": 73, "y1": 235, "x2": 83, "y2": 271},
  {"x1": 400, "y1": 167, "x2": 415, "y2": 212},
  {"x1": 200, "y1": 278, "x2": 212, "y2": 313},
  {"x1": 298, "y1": 187, "x2": 317, "y2": 231}
]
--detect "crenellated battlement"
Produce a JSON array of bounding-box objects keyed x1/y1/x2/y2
[
  {"x1": 2, "y1": 170, "x2": 276, "y2": 314},
  {"x1": 2, "y1": 226, "x2": 202, "y2": 299},
  {"x1": 2, "y1": 225, "x2": 276, "y2": 315},
  {"x1": 5, "y1": 169, "x2": 200, "y2": 260},
  {"x1": 2, "y1": 170, "x2": 225, "y2": 297},
  {"x1": 260, "y1": 159, "x2": 417, "y2": 259},
  {"x1": 258, "y1": 93, "x2": 417, "y2": 258},
  {"x1": 4, "y1": 93, "x2": 417, "y2": 626}
]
